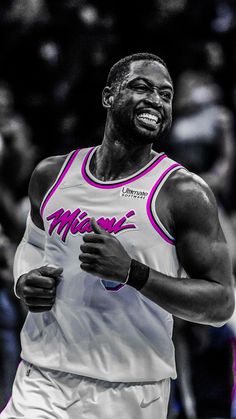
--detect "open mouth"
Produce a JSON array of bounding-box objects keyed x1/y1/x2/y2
[{"x1": 136, "y1": 112, "x2": 161, "y2": 130}]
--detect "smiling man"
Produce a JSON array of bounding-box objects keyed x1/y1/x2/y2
[{"x1": 1, "y1": 53, "x2": 234, "y2": 419}]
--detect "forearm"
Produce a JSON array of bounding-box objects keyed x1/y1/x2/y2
[
  {"x1": 13, "y1": 213, "x2": 45, "y2": 298},
  {"x1": 140, "y1": 268, "x2": 234, "y2": 326}
]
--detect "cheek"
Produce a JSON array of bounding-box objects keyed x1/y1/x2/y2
[
  {"x1": 113, "y1": 99, "x2": 133, "y2": 118},
  {"x1": 164, "y1": 106, "x2": 172, "y2": 122}
]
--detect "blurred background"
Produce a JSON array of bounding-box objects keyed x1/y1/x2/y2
[{"x1": 0, "y1": 0, "x2": 236, "y2": 418}]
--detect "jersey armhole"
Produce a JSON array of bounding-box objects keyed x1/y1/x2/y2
[
  {"x1": 40, "y1": 149, "x2": 80, "y2": 218},
  {"x1": 147, "y1": 165, "x2": 186, "y2": 245}
]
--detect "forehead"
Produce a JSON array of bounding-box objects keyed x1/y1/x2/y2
[{"x1": 125, "y1": 60, "x2": 172, "y2": 87}]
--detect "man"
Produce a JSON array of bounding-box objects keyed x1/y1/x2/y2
[{"x1": 1, "y1": 53, "x2": 234, "y2": 419}]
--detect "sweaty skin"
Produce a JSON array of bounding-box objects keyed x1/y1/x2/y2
[{"x1": 17, "y1": 60, "x2": 234, "y2": 325}]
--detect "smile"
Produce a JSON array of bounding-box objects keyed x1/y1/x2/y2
[{"x1": 136, "y1": 113, "x2": 160, "y2": 129}]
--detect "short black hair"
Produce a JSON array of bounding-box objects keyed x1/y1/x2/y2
[{"x1": 106, "y1": 52, "x2": 169, "y2": 89}]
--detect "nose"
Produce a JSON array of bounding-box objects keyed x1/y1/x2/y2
[{"x1": 144, "y1": 90, "x2": 162, "y2": 107}]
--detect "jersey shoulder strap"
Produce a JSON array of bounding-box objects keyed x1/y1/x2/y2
[
  {"x1": 40, "y1": 148, "x2": 81, "y2": 217},
  {"x1": 147, "y1": 155, "x2": 187, "y2": 245}
]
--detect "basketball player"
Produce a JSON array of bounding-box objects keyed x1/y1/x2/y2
[{"x1": 1, "y1": 53, "x2": 234, "y2": 419}]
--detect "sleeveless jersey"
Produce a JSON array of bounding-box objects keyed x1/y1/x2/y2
[{"x1": 20, "y1": 146, "x2": 186, "y2": 382}]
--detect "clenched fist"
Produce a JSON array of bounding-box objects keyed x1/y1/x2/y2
[
  {"x1": 79, "y1": 218, "x2": 131, "y2": 283},
  {"x1": 16, "y1": 265, "x2": 63, "y2": 312}
]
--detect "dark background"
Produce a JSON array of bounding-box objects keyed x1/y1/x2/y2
[{"x1": 1, "y1": 1, "x2": 236, "y2": 418}]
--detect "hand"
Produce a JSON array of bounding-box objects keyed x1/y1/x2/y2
[
  {"x1": 79, "y1": 218, "x2": 131, "y2": 283},
  {"x1": 17, "y1": 265, "x2": 63, "y2": 312}
]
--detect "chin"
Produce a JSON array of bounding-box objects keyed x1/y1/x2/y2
[{"x1": 133, "y1": 126, "x2": 162, "y2": 144}]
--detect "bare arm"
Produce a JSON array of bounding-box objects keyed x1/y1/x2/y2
[
  {"x1": 15, "y1": 155, "x2": 67, "y2": 310},
  {"x1": 80, "y1": 171, "x2": 235, "y2": 326},
  {"x1": 141, "y1": 171, "x2": 234, "y2": 325}
]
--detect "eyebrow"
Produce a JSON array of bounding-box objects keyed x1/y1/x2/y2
[{"x1": 128, "y1": 77, "x2": 173, "y2": 91}]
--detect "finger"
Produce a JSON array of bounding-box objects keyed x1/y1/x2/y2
[
  {"x1": 25, "y1": 294, "x2": 55, "y2": 301},
  {"x1": 83, "y1": 234, "x2": 105, "y2": 243},
  {"x1": 80, "y1": 263, "x2": 95, "y2": 273},
  {"x1": 26, "y1": 275, "x2": 56, "y2": 289},
  {"x1": 38, "y1": 265, "x2": 63, "y2": 278},
  {"x1": 28, "y1": 306, "x2": 53, "y2": 313},
  {"x1": 25, "y1": 297, "x2": 55, "y2": 306},
  {"x1": 80, "y1": 243, "x2": 101, "y2": 254},
  {"x1": 78, "y1": 253, "x2": 97, "y2": 263},
  {"x1": 90, "y1": 218, "x2": 106, "y2": 235},
  {"x1": 23, "y1": 286, "x2": 56, "y2": 298}
]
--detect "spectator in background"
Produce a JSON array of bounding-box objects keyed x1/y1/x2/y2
[
  {"x1": 0, "y1": 224, "x2": 23, "y2": 411},
  {"x1": 4, "y1": 0, "x2": 49, "y2": 27},
  {"x1": 0, "y1": 82, "x2": 36, "y2": 410},
  {"x1": 165, "y1": 70, "x2": 235, "y2": 419},
  {"x1": 0, "y1": 82, "x2": 36, "y2": 242},
  {"x1": 166, "y1": 71, "x2": 236, "y2": 263}
]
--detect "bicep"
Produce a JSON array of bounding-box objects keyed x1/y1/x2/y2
[
  {"x1": 173, "y1": 175, "x2": 233, "y2": 287},
  {"x1": 176, "y1": 221, "x2": 231, "y2": 286}
]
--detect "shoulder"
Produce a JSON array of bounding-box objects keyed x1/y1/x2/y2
[
  {"x1": 169, "y1": 169, "x2": 216, "y2": 206},
  {"x1": 167, "y1": 169, "x2": 219, "y2": 235},
  {"x1": 30, "y1": 154, "x2": 68, "y2": 183}
]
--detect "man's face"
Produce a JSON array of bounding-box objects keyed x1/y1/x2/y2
[{"x1": 110, "y1": 60, "x2": 173, "y2": 144}]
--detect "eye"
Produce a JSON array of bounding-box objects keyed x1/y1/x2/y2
[
  {"x1": 160, "y1": 91, "x2": 172, "y2": 100},
  {"x1": 132, "y1": 84, "x2": 149, "y2": 92}
]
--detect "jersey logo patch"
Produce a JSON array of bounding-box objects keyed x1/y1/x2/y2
[
  {"x1": 100, "y1": 279, "x2": 125, "y2": 292},
  {"x1": 120, "y1": 186, "x2": 148, "y2": 199},
  {"x1": 46, "y1": 207, "x2": 137, "y2": 242},
  {"x1": 140, "y1": 396, "x2": 160, "y2": 408}
]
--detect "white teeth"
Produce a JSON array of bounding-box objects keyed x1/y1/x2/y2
[{"x1": 138, "y1": 113, "x2": 159, "y2": 123}]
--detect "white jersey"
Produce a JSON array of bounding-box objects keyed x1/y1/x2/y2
[{"x1": 20, "y1": 146, "x2": 186, "y2": 382}]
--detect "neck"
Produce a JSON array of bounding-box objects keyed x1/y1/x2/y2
[{"x1": 90, "y1": 121, "x2": 156, "y2": 182}]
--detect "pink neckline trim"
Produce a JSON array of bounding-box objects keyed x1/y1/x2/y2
[{"x1": 81, "y1": 147, "x2": 167, "y2": 189}]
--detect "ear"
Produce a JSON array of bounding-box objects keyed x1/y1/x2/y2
[{"x1": 102, "y1": 86, "x2": 114, "y2": 109}]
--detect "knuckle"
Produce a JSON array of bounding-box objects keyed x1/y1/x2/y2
[
  {"x1": 47, "y1": 278, "x2": 55, "y2": 289},
  {"x1": 49, "y1": 289, "x2": 56, "y2": 298},
  {"x1": 103, "y1": 234, "x2": 111, "y2": 242},
  {"x1": 24, "y1": 274, "x2": 32, "y2": 284},
  {"x1": 81, "y1": 262, "x2": 90, "y2": 271},
  {"x1": 23, "y1": 287, "x2": 31, "y2": 298},
  {"x1": 96, "y1": 246, "x2": 104, "y2": 256},
  {"x1": 49, "y1": 288, "x2": 55, "y2": 295}
]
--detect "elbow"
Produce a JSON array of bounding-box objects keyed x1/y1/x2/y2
[{"x1": 211, "y1": 287, "x2": 235, "y2": 328}]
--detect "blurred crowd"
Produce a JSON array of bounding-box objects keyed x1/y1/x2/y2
[{"x1": 1, "y1": 0, "x2": 236, "y2": 417}]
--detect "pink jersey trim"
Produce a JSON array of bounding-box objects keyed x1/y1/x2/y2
[
  {"x1": 81, "y1": 147, "x2": 167, "y2": 189},
  {"x1": 147, "y1": 163, "x2": 182, "y2": 245},
  {"x1": 40, "y1": 149, "x2": 80, "y2": 217}
]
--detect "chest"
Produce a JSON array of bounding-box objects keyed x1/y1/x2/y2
[{"x1": 43, "y1": 182, "x2": 155, "y2": 245}]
